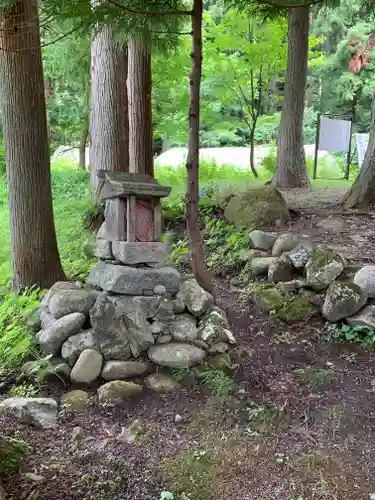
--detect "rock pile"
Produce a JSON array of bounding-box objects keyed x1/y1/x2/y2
[
  {"x1": 33, "y1": 265, "x2": 235, "y2": 388},
  {"x1": 246, "y1": 230, "x2": 374, "y2": 326}
]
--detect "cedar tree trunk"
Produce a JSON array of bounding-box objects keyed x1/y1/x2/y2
[
  {"x1": 0, "y1": 0, "x2": 65, "y2": 290},
  {"x1": 90, "y1": 25, "x2": 129, "y2": 190},
  {"x1": 127, "y1": 35, "x2": 154, "y2": 175},
  {"x1": 186, "y1": 0, "x2": 213, "y2": 294},
  {"x1": 273, "y1": 6, "x2": 311, "y2": 188},
  {"x1": 78, "y1": 117, "x2": 89, "y2": 169},
  {"x1": 343, "y1": 93, "x2": 375, "y2": 208}
]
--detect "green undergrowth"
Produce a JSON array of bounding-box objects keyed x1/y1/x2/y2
[
  {"x1": 0, "y1": 436, "x2": 31, "y2": 478},
  {"x1": 0, "y1": 288, "x2": 42, "y2": 374},
  {"x1": 325, "y1": 323, "x2": 375, "y2": 348}
]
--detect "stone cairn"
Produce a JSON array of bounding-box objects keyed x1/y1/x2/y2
[
  {"x1": 34, "y1": 172, "x2": 236, "y2": 396},
  {"x1": 246, "y1": 229, "x2": 375, "y2": 327}
]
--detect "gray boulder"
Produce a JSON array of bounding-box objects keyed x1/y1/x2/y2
[
  {"x1": 288, "y1": 242, "x2": 314, "y2": 268},
  {"x1": 268, "y1": 257, "x2": 294, "y2": 283},
  {"x1": 354, "y1": 266, "x2": 375, "y2": 298},
  {"x1": 156, "y1": 335, "x2": 173, "y2": 344},
  {"x1": 278, "y1": 279, "x2": 305, "y2": 294},
  {"x1": 145, "y1": 373, "x2": 180, "y2": 393},
  {"x1": 41, "y1": 281, "x2": 82, "y2": 308},
  {"x1": 61, "y1": 330, "x2": 99, "y2": 366},
  {"x1": 89, "y1": 293, "x2": 132, "y2": 361},
  {"x1": 98, "y1": 380, "x2": 143, "y2": 405},
  {"x1": 40, "y1": 309, "x2": 55, "y2": 329},
  {"x1": 322, "y1": 281, "x2": 367, "y2": 322},
  {"x1": 346, "y1": 305, "x2": 375, "y2": 329},
  {"x1": 248, "y1": 230, "x2": 277, "y2": 251},
  {"x1": 70, "y1": 349, "x2": 103, "y2": 384},
  {"x1": 198, "y1": 307, "x2": 233, "y2": 346},
  {"x1": 86, "y1": 262, "x2": 181, "y2": 296},
  {"x1": 113, "y1": 296, "x2": 155, "y2": 357},
  {"x1": 48, "y1": 289, "x2": 97, "y2": 319},
  {"x1": 224, "y1": 185, "x2": 289, "y2": 229},
  {"x1": 251, "y1": 257, "x2": 278, "y2": 276},
  {"x1": 272, "y1": 233, "x2": 300, "y2": 257},
  {"x1": 61, "y1": 390, "x2": 89, "y2": 411},
  {"x1": 169, "y1": 314, "x2": 198, "y2": 342},
  {"x1": 305, "y1": 248, "x2": 344, "y2": 291},
  {"x1": 95, "y1": 238, "x2": 113, "y2": 260},
  {"x1": 0, "y1": 397, "x2": 57, "y2": 428},
  {"x1": 177, "y1": 279, "x2": 213, "y2": 317},
  {"x1": 101, "y1": 361, "x2": 149, "y2": 381},
  {"x1": 37, "y1": 313, "x2": 86, "y2": 354},
  {"x1": 148, "y1": 342, "x2": 206, "y2": 368}
]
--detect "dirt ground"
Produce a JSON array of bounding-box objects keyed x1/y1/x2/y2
[{"x1": 3, "y1": 188, "x2": 375, "y2": 500}]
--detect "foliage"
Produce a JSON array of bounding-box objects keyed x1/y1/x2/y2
[
  {"x1": 294, "y1": 366, "x2": 337, "y2": 388},
  {"x1": 198, "y1": 367, "x2": 235, "y2": 397},
  {"x1": 0, "y1": 436, "x2": 31, "y2": 478},
  {"x1": 8, "y1": 382, "x2": 39, "y2": 398},
  {"x1": 0, "y1": 288, "x2": 41, "y2": 374},
  {"x1": 204, "y1": 218, "x2": 248, "y2": 273},
  {"x1": 325, "y1": 322, "x2": 375, "y2": 348}
]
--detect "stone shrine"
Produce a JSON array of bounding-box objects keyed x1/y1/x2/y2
[{"x1": 32, "y1": 172, "x2": 236, "y2": 389}]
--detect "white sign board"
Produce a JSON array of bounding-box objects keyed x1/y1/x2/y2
[
  {"x1": 319, "y1": 117, "x2": 352, "y2": 153},
  {"x1": 355, "y1": 133, "x2": 369, "y2": 167}
]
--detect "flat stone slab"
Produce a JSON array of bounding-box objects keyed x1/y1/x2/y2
[
  {"x1": 147, "y1": 342, "x2": 206, "y2": 368},
  {"x1": 96, "y1": 171, "x2": 171, "y2": 200},
  {"x1": 112, "y1": 241, "x2": 167, "y2": 265},
  {"x1": 86, "y1": 262, "x2": 181, "y2": 296}
]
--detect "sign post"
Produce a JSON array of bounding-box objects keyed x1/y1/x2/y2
[{"x1": 313, "y1": 113, "x2": 353, "y2": 180}]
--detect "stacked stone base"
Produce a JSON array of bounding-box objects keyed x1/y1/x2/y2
[{"x1": 34, "y1": 261, "x2": 235, "y2": 388}]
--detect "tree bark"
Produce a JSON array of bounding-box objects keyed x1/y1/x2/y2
[
  {"x1": 78, "y1": 117, "x2": 89, "y2": 169},
  {"x1": 249, "y1": 126, "x2": 258, "y2": 178},
  {"x1": 90, "y1": 25, "x2": 129, "y2": 190},
  {"x1": 186, "y1": 0, "x2": 213, "y2": 295},
  {"x1": 343, "y1": 93, "x2": 375, "y2": 208},
  {"x1": 0, "y1": 0, "x2": 65, "y2": 290},
  {"x1": 127, "y1": 35, "x2": 153, "y2": 176},
  {"x1": 273, "y1": 6, "x2": 311, "y2": 188}
]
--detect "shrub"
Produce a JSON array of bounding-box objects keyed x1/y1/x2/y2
[
  {"x1": 0, "y1": 287, "x2": 41, "y2": 374},
  {"x1": 0, "y1": 436, "x2": 30, "y2": 478},
  {"x1": 325, "y1": 323, "x2": 375, "y2": 348}
]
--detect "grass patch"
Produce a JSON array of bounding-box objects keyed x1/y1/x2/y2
[{"x1": 294, "y1": 366, "x2": 337, "y2": 389}]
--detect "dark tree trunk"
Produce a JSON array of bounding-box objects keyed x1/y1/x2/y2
[
  {"x1": 78, "y1": 117, "x2": 89, "y2": 169},
  {"x1": 186, "y1": 0, "x2": 213, "y2": 294},
  {"x1": 249, "y1": 126, "x2": 258, "y2": 177},
  {"x1": 343, "y1": 93, "x2": 375, "y2": 208},
  {"x1": 90, "y1": 25, "x2": 129, "y2": 190},
  {"x1": 127, "y1": 36, "x2": 154, "y2": 176},
  {"x1": 0, "y1": 0, "x2": 65, "y2": 290},
  {"x1": 273, "y1": 6, "x2": 311, "y2": 188}
]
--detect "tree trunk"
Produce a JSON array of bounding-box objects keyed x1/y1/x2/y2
[
  {"x1": 186, "y1": 0, "x2": 213, "y2": 295},
  {"x1": 90, "y1": 25, "x2": 129, "y2": 190},
  {"x1": 273, "y1": 5, "x2": 311, "y2": 188},
  {"x1": 0, "y1": 0, "x2": 65, "y2": 290},
  {"x1": 249, "y1": 126, "x2": 258, "y2": 177},
  {"x1": 78, "y1": 118, "x2": 89, "y2": 169},
  {"x1": 343, "y1": 93, "x2": 375, "y2": 208},
  {"x1": 127, "y1": 35, "x2": 154, "y2": 176}
]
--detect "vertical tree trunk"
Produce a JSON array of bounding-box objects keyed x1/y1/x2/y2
[
  {"x1": 249, "y1": 126, "x2": 258, "y2": 177},
  {"x1": 127, "y1": 35, "x2": 154, "y2": 176},
  {"x1": 343, "y1": 93, "x2": 375, "y2": 208},
  {"x1": 186, "y1": 0, "x2": 213, "y2": 294},
  {"x1": 90, "y1": 25, "x2": 129, "y2": 190},
  {"x1": 273, "y1": 6, "x2": 311, "y2": 188},
  {"x1": 0, "y1": 0, "x2": 65, "y2": 290},
  {"x1": 78, "y1": 117, "x2": 89, "y2": 169}
]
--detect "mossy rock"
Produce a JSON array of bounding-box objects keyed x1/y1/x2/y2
[
  {"x1": 305, "y1": 248, "x2": 344, "y2": 291},
  {"x1": 223, "y1": 186, "x2": 289, "y2": 229},
  {"x1": 277, "y1": 294, "x2": 317, "y2": 323},
  {"x1": 252, "y1": 286, "x2": 317, "y2": 324}
]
